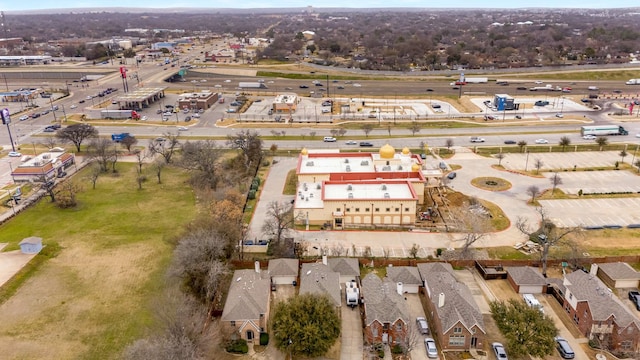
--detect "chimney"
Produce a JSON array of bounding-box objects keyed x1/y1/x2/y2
[
  {"x1": 322, "y1": 255, "x2": 327, "y2": 265},
  {"x1": 397, "y1": 282, "x2": 403, "y2": 295},
  {"x1": 254, "y1": 261, "x2": 260, "y2": 273},
  {"x1": 590, "y1": 263, "x2": 598, "y2": 276},
  {"x1": 438, "y1": 293, "x2": 445, "y2": 308}
]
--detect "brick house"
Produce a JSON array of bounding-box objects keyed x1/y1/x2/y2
[
  {"x1": 221, "y1": 266, "x2": 270, "y2": 344},
  {"x1": 361, "y1": 273, "x2": 410, "y2": 346},
  {"x1": 562, "y1": 270, "x2": 640, "y2": 353},
  {"x1": 418, "y1": 262, "x2": 486, "y2": 351}
]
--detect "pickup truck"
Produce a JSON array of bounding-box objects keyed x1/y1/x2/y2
[
  {"x1": 629, "y1": 290, "x2": 640, "y2": 311},
  {"x1": 470, "y1": 137, "x2": 485, "y2": 143}
]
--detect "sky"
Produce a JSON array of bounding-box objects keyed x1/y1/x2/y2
[{"x1": 1, "y1": 0, "x2": 639, "y2": 12}]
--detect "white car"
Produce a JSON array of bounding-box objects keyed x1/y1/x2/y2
[
  {"x1": 19, "y1": 115, "x2": 30, "y2": 121},
  {"x1": 493, "y1": 342, "x2": 508, "y2": 359},
  {"x1": 141, "y1": 116, "x2": 148, "y2": 121},
  {"x1": 535, "y1": 139, "x2": 549, "y2": 144},
  {"x1": 353, "y1": 83, "x2": 362, "y2": 87},
  {"x1": 534, "y1": 80, "x2": 544, "y2": 84},
  {"x1": 224, "y1": 79, "x2": 231, "y2": 83},
  {"x1": 555, "y1": 113, "x2": 564, "y2": 118},
  {"x1": 70, "y1": 104, "x2": 77, "y2": 109},
  {"x1": 424, "y1": 338, "x2": 438, "y2": 359},
  {"x1": 470, "y1": 137, "x2": 485, "y2": 143},
  {"x1": 636, "y1": 133, "x2": 640, "y2": 138},
  {"x1": 8, "y1": 151, "x2": 22, "y2": 157},
  {"x1": 583, "y1": 135, "x2": 597, "y2": 140},
  {"x1": 177, "y1": 126, "x2": 189, "y2": 131}
]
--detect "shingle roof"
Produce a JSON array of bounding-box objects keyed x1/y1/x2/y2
[
  {"x1": 506, "y1": 266, "x2": 547, "y2": 286},
  {"x1": 386, "y1": 266, "x2": 422, "y2": 285},
  {"x1": 361, "y1": 273, "x2": 410, "y2": 326},
  {"x1": 597, "y1": 262, "x2": 640, "y2": 281},
  {"x1": 299, "y1": 263, "x2": 341, "y2": 307},
  {"x1": 268, "y1": 258, "x2": 299, "y2": 277},
  {"x1": 327, "y1": 257, "x2": 360, "y2": 277},
  {"x1": 418, "y1": 262, "x2": 486, "y2": 334},
  {"x1": 564, "y1": 271, "x2": 640, "y2": 329},
  {"x1": 222, "y1": 269, "x2": 270, "y2": 322}
]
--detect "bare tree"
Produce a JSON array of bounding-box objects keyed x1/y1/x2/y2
[
  {"x1": 495, "y1": 153, "x2": 506, "y2": 166},
  {"x1": 262, "y1": 201, "x2": 298, "y2": 249},
  {"x1": 558, "y1": 136, "x2": 571, "y2": 152},
  {"x1": 361, "y1": 123, "x2": 374, "y2": 138},
  {"x1": 179, "y1": 140, "x2": 223, "y2": 190},
  {"x1": 549, "y1": 172, "x2": 562, "y2": 194},
  {"x1": 87, "y1": 138, "x2": 115, "y2": 172},
  {"x1": 445, "y1": 138, "x2": 454, "y2": 149},
  {"x1": 121, "y1": 135, "x2": 138, "y2": 153},
  {"x1": 533, "y1": 158, "x2": 544, "y2": 174},
  {"x1": 151, "y1": 158, "x2": 166, "y2": 184},
  {"x1": 596, "y1": 137, "x2": 608, "y2": 151},
  {"x1": 338, "y1": 128, "x2": 347, "y2": 137},
  {"x1": 396, "y1": 322, "x2": 422, "y2": 356},
  {"x1": 148, "y1": 133, "x2": 181, "y2": 164},
  {"x1": 87, "y1": 162, "x2": 100, "y2": 189},
  {"x1": 227, "y1": 130, "x2": 263, "y2": 171},
  {"x1": 619, "y1": 150, "x2": 628, "y2": 163},
  {"x1": 56, "y1": 181, "x2": 82, "y2": 208},
  {"x1": 516, "y1": 207, "x2": 581, "y2": 277},
  {"x1": 526, "y1": 185, "x2": 540, "y2": 203},
  {"x1": 517, "y1": 140, "x2": 527, "y2": 153},
  {"x1": 41, "y1": 137, "x2": 58, "y2": 150},
  {"x1": 452, "y1": 204, "x2": 491, "y2": 259},
  {"x1": 56, "y1": 123, "x2": 98, "y2": 152},
  {"x1": 309, "y1": 131, "x2": 316, "y2": 139},
  {"x1": 410, "y1": 122, "x2": 421, "y2": 136}
]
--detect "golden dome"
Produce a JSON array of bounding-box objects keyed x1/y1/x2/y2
[
  {"x1": 301, "y1": 147, "x2": 308, "y2": 155},
  {"x1": 402, "y1": 147, "x2": 411, "y2": 155},
  {"x1": 411, "y1": 163, "x2": 421, "y2": 172},
  {"x1": 379, "y1": 143, "x2": 395, "y2": 159}
]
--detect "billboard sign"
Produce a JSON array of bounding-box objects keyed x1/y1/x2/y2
[{"x1": 1, "y1": 108, "x2": 10, "y2": 125}]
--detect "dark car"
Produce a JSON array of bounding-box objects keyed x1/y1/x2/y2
[
  {"x1": 31, "y1": 113, "x2": 41, "y2": 118},
  {"x1": 43, "y1": 127, "x2": 55, "y2": 132},
  {"x1": 517, "y1": 86, "x2": 528, "y2": 90},
  {"x1": 299, "y1": 85, "x2": 309, "y2": 89},
  {"x1": 337, "y1": 86, "x2": 345, "y2": 89},
  {"x1": 447, "y1": 172, "x2": 457, "y2": 180},
  {"x1": 56, "y1": 171, "x2": 67, "y2": 178},
  {"x1": 504, "y1": 140, "x2": 516, "y2": 144},
  {"x1": 359, "y1": 142, "x2": 374, "y2": 147},
  {"x1": 315, "y1": 83, "x2": 323, "y2": 86},
  {"x1": 79, "y1": 100, "x2": 85, "y2": 103},
  {"x1": 426, "y1": 88, "x2": 434, "y2": 92}
]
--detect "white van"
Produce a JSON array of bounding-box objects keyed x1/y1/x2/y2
[
  {"x1": 523, "y1": 294, "x2": 544, "y2": 313},
  {"x1": 323, "y1": 136, "x2": 337, "y2": 142}
]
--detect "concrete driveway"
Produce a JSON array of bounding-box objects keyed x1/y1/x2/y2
[
  {"x1": 340, "y1": 297, "x2": 363, "y2": 360},
  {"x1": 405, "y1": 294, "x2": 432, "y2": 360}
]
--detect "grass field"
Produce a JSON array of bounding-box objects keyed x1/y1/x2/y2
[{"x1": 0, "y1": 163, "x2": 196, "y2": 360}]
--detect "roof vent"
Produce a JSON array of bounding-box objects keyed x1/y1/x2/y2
[
  {"x1": 381, "y1": 184, "x2": 387, "y2": 190},
  {"x1": 344, "y1": 159, "x2": 349, "y2": 163},
  {"x1": 306, "y1": 161, "x2": 314, "y2": 166},
  {"x1": 348, "y1": 193, "x2": 354, "y2": 199},
  {"x1": 384, "y1": 193, "x2": 390, "y2": 198},
  {"x1": 382, "y1": 165, "x2": 391, "y2": 171},
  {"x1": 347, "y1": 184, "x2": 353, "y2": 190},
  {"x1": 346, "y1": 165, "x2": 351, "y2": 172},
  {"x1": 397, "y1": 165, "x2": 403, "y2": 170},
  {"x1": 361, "y1": 160, "x2": 369, "y2": 165}
]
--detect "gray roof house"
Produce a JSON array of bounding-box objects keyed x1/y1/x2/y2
[
  {"x1": 386, "y1": 266, "x2": 422, "y2": 293},
  {"x1": 268, "y1": 258, "x2": 299, "y2": 285},
  {"x1": 418, "y1": 262, "x2": 486, "y2": 350},
  {"x1": 221, "y1": 268, "x2": 271, "y2": 344},
  {"x1": 327, "y1": 257, "x2": 360, "y2": 283},
  {"x1": 299, "y1": 262, "x2": 341, "y2": 307},
  {"x1": 563, "y1": 270, "x2": 640, "y2": 352},
  {"x1": 506, "y1": 266, "x2": 547, "y2": 294},
  {"x1": 593, "y1": 262, "x2": 640, "y2": 289},
  {"x1": 361, "y1": 273, "x2": 411, "y2": 345}
]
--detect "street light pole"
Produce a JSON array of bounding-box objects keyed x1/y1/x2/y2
[{"x1": 525, "y1": 150, "x2": 530, "y2": 172}]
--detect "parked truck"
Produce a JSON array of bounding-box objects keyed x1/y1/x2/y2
[
  {"x1": 345, "y1": 280, "x2": 359, "y2": 308},
  {"x1": 111, "y1": 132, "x2": 131, "y2": 142},
  {"x1": 238, "y1": 82, "x2": 268, "y2": 89},
  {"x1": 101, "y1": 110, "x2": 140, "y2": 120},
  {"x1": 625, "y1": 79, "x2": 640, "y2": 85},
  {"x1": 580, "y1": 125, "x2": 629, "y2": 136},
  {"x1": 465, "y1": 77, "x2": 489, "y2": 83}
]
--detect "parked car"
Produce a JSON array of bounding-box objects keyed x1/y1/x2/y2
[
  {"x1": 299, "y1": 85, "x2": 309, "y2": 89},
  {"x1": 69, "y1": 104, "x2": 77, "y2": 109},
  {"x1": 470, "y1": 137, "x2": 485, "y2": 143},
  {"x1": 484, "y1": 115, "x2": 495, "y2": 120},
  {"x1": 359, "y1": 142, "x2": 374, "y2": 147},
  {"x1": 535, "y1": 139, "x2": 549, "y2": 144},
  {"x1": 431, "y1": 104, "x2": 441, "y2": 109},
  {"x1": 56, "y1": 171, "x2": 67, "y2": 178},
  {"x1": 43, "y1": 127, "x2": 55, "y2": 132},
  {"x1": 416, "y1": 317, "x2": 429, "y2": 335},
  {"x1": 50, "y1": 147, "x2": 65, "y2": 152},
  {"x1": 337, "y1": 86, "x2": 345, "y2": 89},
  {"x1": 424, "y1": 338, "x2": 438, "y2": 359},
  {"x1": 628, "y1": 290, "x2": 640, "y2": 311},
  {"x1": 583, "y1": 135, "x2": 597, "y2": 140},
  {"x1": 504, "y1": 140, "x2": 516, "y2": 144},
  {"x1": 184, "y1": 116, "x2": 191, "y2": 122},
  {"x1": 492, "y1": 342, "x2": 508, "y2": 359},
  {"x1": 447, "y1": 172, "x2": 457, "y2": 180},
  {"x1": 534, "y1": 100, "x2": 549, "y2": 106},
  {"x1": 8, "y1": 151, "x2": 22, "y2": 157},
  {"x1": 19, "y1": 115, "x2": 29, "y2": 121},
  {"x1": 555, "y1": 337, "x2": 575, "y2": 359}
]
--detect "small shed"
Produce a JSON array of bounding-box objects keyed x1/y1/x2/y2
[
  {"x1": 19, "y1": 236, "x2": 43, "y2": 254},
  {"x1": 593, "y1": 262, "x2": 640, "y2": 289},
  {"x1": 506, "y1": 266, "x2": 547, "y2": 294},
  {"x1": 386, "y1": 266, "x2": 422, "y2": 293}
]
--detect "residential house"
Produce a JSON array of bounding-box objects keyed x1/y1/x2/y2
[
  {"x1": 593, "y1": 262, "x2": 640, "y2": 289},
  {"x1": 327, "y1": 257, "x2": 360, "y2": 283},
  {"x1": 506, "y1": 266, "x2": 548, "y2": 294},
  {"x1": 418, "y1": 262, "x2": 486, "y2": 350},
  {"x1": 221, "y1": 265, "x2": 270, "y2": 345},
  {"x1": 299, "y1": 262, "x2": 341, "y2": 307},
  {"x1": 268, "y1": 258, "x2": 299, "y2": 285},
  {"x1": 386, "y1": 266, "x2": 422, "y2": 294},
  {"x1": 562, "y1": 270, "x2": 640, "y2": 352},
  {"x1": 361, "y1": 273, "x2": 410, "y2": 345}
]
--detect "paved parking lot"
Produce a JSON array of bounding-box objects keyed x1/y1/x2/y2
[
  {"x1": 544, "y1": 170, "x2": 640, "y2": 194},
  {"x1": 539, "y1": 198, "x2": 640, "y2": 227},
  {"x1": 501, "y1": 151, "x2": 625, "y2": 171}
]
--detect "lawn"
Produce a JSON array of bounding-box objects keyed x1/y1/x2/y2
[{"x1": 0, "y1": 163, "x2": 196, "y2": 360}]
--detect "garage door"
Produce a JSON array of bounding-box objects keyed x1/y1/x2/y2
[{"x1": 519, "y1": 285, "x2": 543, "y2": 294}]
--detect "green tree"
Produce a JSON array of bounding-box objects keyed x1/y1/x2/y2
[
  {"x1": 272, "y1": 294, "x2": 341, "y2": 358},
  {"x1": 517, "y1": 140, "x2": 527, "y2": 153},
  {"x1": 490, "y1": 298, "x2": 558, "y2": 358},
  {"x1": 56, "y1": 123, "x2": 98, "y2": 152},
  {"x1": 596, "y1": 137, "x2": 608, "y2": 151}
]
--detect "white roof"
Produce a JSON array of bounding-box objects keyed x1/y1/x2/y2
[
  {"x1": 299, "y1": 156, "x2": 375, "y2": 174},
  {"x1": 325, "y1": 182, "x2": 414, "y2": 200}
]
